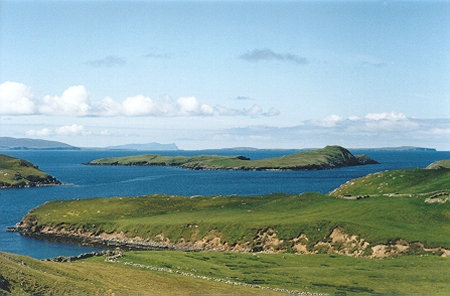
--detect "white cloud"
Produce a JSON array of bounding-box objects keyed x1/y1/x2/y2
[
  {"x1": 0, "y1": 82, "x2": 278, "y2": 118},
  {"x1": 363, "y1": 112, "x2": 418, "y2": 131},
  {"x1": 216, "y1": 115, "x2": 450, "y2": 149},
  {"x1": 40, "y1": 85, "x2": 90, "y2": 116},
  {"x1": 56, "y1": 124, "x2": 88, "y2": 136},
  {"x1": 176, "y1": 96, "x2": 214, "y2": 116},
  {"x1": 348, "y1": 115, "x2": 360, "y2": 121},
  {"x1": 246, "y1": 104, "x2": 263, "y2": 116},
  {"x1": 95, "y1": 97, "x2": 122, "y2": 116},
  {"x1": 26, "y1": 124, "x2": 88, "y2": 137},
  {"x1": 315, "y1": 114, "x2": 343, "y2": 127},
  {"x1": 365, "y1": 112, "x2": 407, "y2": 121},
  {"x1": 0, "y1": 81, "x2": 35, "y2": 115},
  {"x1": 26, "y1": 128, "x2": 51, "y2": 137},
  {"x1": 122, "y1": 95, "x2": 156, "y2": 116}
]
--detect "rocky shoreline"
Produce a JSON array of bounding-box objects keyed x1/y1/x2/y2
[
  {"x1": 13, "y1": 219, "x2": 450, "y2": 258},
  {"x1": 0, "y1": 176, "x2": 61, "y2": 189}
]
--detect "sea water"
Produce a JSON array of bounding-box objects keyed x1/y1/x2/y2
[{"x1": 1, "y1": 149, "x2": 448, "y2": 259}]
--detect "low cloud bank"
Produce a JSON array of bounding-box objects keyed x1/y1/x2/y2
[{"x1": 0, "y1": 81, "x2": 278, "y2": 118}]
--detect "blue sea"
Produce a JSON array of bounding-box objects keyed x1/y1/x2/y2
[{"x1": 1, "y1": 149, "x2": 449, "y2": 259}]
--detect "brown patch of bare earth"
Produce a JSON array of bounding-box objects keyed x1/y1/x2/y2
[
  {"x1": 252, "y1": 228, "x2": 285, "y2": 253},
  {"x1": 20, "y1": 223, "x2": 450, "y2": 258}
]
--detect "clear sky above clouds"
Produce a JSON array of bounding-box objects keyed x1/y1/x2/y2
[{"x1": 1, "y1": 0, "x2": 449, "y2": 149}]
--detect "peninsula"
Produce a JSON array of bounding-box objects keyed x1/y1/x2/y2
[
  {"x1": 87, "y1": 145, "x2": 378, "y2": 170},
  {"x1": 0, "y1": 154, "x2": 61, "y2": 188}
]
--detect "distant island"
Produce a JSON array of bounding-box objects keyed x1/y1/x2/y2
[
  {"x1": 107, "y1": 142, "x2": 178, "y2": 151},
  {"x1": 0, "y1": 137, "x2": 79, "y2": 150},
  {"x1": 0, "y1": 154, "x2": 61, "y2": 188},
  {"x1": 357, "y1": 146, "x2": 436, "y2": 152},
  {"x1": 87, "y1": 145, "x2": 379, "y2": 170}
]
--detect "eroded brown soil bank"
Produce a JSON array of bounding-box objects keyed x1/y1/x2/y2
[{"x1": 15, "y1": 217, "x2": 449, "y2": 258}]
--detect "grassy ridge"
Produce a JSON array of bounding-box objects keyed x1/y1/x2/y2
[
  {"x1": 0, "y1": 154, "x2": 60, "y2": 188},
  {"x1": 0, "y1": 252, "x2": 278, "y2": 295},
  {"x1": 87, "y1": 145, "x2": 378, "y2": 170},
  {"x1": 330, "y1": 167, "x2": 450, "y2": 196},
  {"x1": 21, "y1": 192, "x2": 450, "y2": 249}
]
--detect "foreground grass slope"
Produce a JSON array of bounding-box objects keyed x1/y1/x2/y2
[
  {"x1": 1, "y1": 250, "x2": 448, "y2": 296},
  {"x1": 0, "y1": 154, "x2": 60, "y2": 188},
  {"x1": 112, "y1": 250, "x2": 450, "y2": 295},
  {"x1": 0, "y1": 252, "x2": 279, "y2": 296},
  {"x1": 87, "y1": 145, "x2": 378, "y2": 170}
]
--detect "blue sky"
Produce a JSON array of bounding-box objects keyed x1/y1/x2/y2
[{"x1": 1, "y1": 1, "x2": 449, "y2": 149}]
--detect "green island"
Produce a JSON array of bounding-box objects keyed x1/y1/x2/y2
[
  {"x1": 86, "y1": 145, "x2": 379, "y2": 170},
  {"x1": 0, "y1": 154, "x2": 61, "y2": 189},
  {"x1": 3, "y1": 159, "x2": 449, "y2": 295}
]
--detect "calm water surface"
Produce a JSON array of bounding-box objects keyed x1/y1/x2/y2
[{"x1": 1, "y1": 149, "x2": 448, "y2": 259}]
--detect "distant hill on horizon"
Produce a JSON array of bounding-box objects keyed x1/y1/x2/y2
[
  {"x1": 0, "y1": 137, "x2": 79, "y2": 150},
  {"x1": 355, "y1": 146, "x2": 436, "y2": 152},
  {"x1": 107, "y1": 142, "x2": 178, "y2": 151}
]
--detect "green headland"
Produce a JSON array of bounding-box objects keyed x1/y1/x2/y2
[
  {"x1": 0, "y1": 154, "x2": 61, "y2": 189},
  {"x1": 330, "y1": 160, "x2": 450, "y2": 197},
  {"x1": 86, "y1": 145, "x2": 379, "y2": 170}
]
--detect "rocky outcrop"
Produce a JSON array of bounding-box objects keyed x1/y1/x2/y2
[
  {"x1": 43, "y1": 249, "x2": 121, "y2": 262},
  {"x1": 0, "y1": 175, "x2": 61, "y2": 189},
  {"x1": 0, "y1": 274, "x2": 11, "y2": 293}
]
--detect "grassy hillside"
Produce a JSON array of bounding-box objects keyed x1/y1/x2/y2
[
  {"x1": 1, "y1": 250, "x2": 448, "y2": 296},
  {"x1": 87, "y1": 145, "x2": 378, "y2": 170},
  {"x1": 330, "y1": 166, "x2": 450, "y2": 197},
  {"x1": 0, "y1": 154, "x2": 60, "y2": 188},
  {"x1": 112, "y1": 250, "x2": 450, "y2": 296},
  {"x1": 0, "y1": 251, "x2": 279, "y2": 295},
  {"x1": 426, "y1": 159, "x2": 450, "y2": 169},
  {"x1": 18, "y1": 192, "x2": 450, "y2": 254}
]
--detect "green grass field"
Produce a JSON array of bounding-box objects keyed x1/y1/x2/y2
[
  {"x1": 1, "y1": 250, "x2": 449, "y2": 295},
  {"x1": 330, "y1": 167, "x2": 450, "y2": 197},
  {"x1": 0, "y1": 154, "x2": 60, "y2": 188},
  {"x1": 0, "y1": 251, "x2": 281, "y2": 295},
  {"x1": 87, "y1": 145, "x2": 378, "y2": 170},
  {"x1": 111, "y1": 250, "x2": 450, "y2": 295}
]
